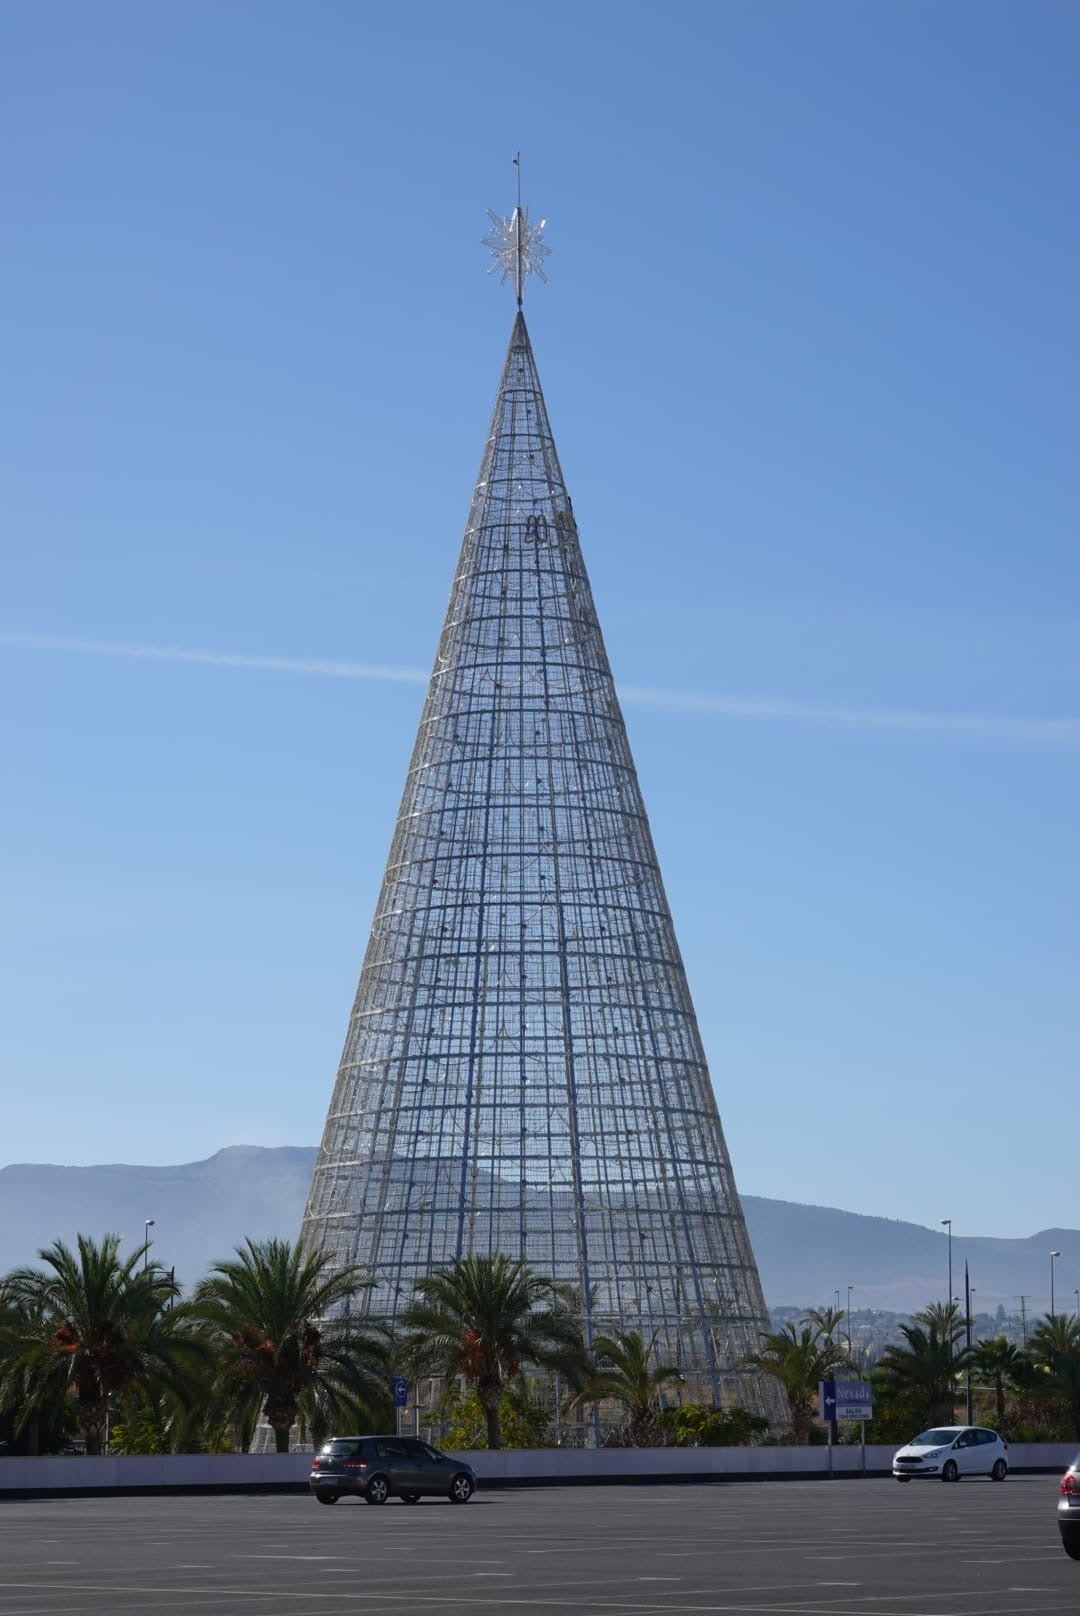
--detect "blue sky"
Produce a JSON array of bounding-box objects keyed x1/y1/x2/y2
[{"x1": 1, "y1": 0, "x2": 1076, "y2": 1243}]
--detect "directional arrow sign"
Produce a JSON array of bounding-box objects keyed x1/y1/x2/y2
[
  {"x1": 820, "y1": 1378, "x2": 872, "y2": 1420},
  {"x1": 834, "y1": 1379, "x2": 873, "y2": 1419},
  {"x1": 392, "y1": 1376, "x2": 409, "y2": 1408}
]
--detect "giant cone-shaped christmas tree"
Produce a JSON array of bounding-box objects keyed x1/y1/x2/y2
[{"x1": 300, "y1": 205, "x2": 780, "y2": 1421}]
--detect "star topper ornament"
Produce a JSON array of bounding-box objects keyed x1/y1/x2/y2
[{"x1": 482, "y1": 154, "x2": 551, "y2": 306}]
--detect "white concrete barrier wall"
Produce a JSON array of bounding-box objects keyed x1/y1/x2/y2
[
  {"x1": 457, "y1": 1442, "x2": 1076, "y2": 1483},
  {"x1": 0, "y1": 1442, "x2": 1074, "y2": 1493},
  {"x1": 0, "y1": 1453, "x2": 312, "y2": 1491}
]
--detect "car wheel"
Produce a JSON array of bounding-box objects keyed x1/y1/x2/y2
[
  {"x1": 941, "y1": 1460, "x2": 959, "y2": 1483},
  {"x1": 990, "y1": 1459, "x2": 1007, "y2": 1482},
  {"x1": 1062, "y1": 1529, "x2": 1080, "y2": 1562},
  {"x1": 448, "y1": 1472, "x2": 474, "y2": 1504},
  {"x1": 896, "y1": 1476, "x2": 910, "y2": 1483},
  {"x1": 315, "y1": 1492, "x2": 338, "y2": 1505},
  {"x1": 400, "y1": 1492, "x2": 422, "y2": 1504},
  {"x1": 365, "y1": 1475, "x2": 391, "y2": 1505}
]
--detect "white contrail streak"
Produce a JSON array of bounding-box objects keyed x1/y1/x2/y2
[
  {"x1": 617, "y1": 684, "x2": 1080, "y2": 746},
  {"x1": 0, "y1": 632, "x2": 429, "y2": 686},
  {"x1": 2, "y1": 630, "x2": 1077, "y2": 747}
]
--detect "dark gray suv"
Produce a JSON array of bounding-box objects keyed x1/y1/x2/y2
[{"x1": 309, "y1": 1435, "x2": 476, "y2": 1505}]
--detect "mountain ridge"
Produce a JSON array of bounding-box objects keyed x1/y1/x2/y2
[{"x1": 2, "y1": 1146, "x2": 1074, "y2": 1315}]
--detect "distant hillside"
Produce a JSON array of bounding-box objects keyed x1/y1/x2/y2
[
  {"x1": 0, "y1": 1147, "x2": 316, "y2": 1286},
  {"x1": 741, "y1": 1194, "x2": 1077, "y2": 1317},
  {"x1": 0, "y1": 1146, "x2": 1074, "y2": 1316}
]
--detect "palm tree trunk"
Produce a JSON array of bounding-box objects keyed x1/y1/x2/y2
[
  {"x1": 791, "y1": 1399, "x2": 813, "y2": 1444},
  {"x1": 477, "y1": 1383, "x2": 501, "y2": 1449},
  {"x1": 80, "y1": 1398, "x2": 108, "y2": 1456},
  {"x1": 265, "y1": 1394, "x2": 298, "y2": 1453},
  {"x1": 629, "y1": 1405, "x2": 662, "y2": 1447}
]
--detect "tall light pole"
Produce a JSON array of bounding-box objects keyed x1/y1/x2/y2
[
  {"x1": 144, "y1": 1218, "x2": 155, "y2": 1271},
  {"x1": 1074, "y1": 1289, "x2": 1079, "y2": 1324},
  {"x1": 964, "y1": 1263, "x2": 974, "y2": 1424},
  {"x1": 1050, "y1": 1250, "x2": 1060, "y2": 1317},
  {"x1": 828, "y1": 1289, "x2": 841, "y2": 1447},
  {"x1": 1017, "y1": 1295, "x2": 1028, "y2": 1348},
  {"x1": 941, "y1": 1219, "x2": 953, "y2": 1304},
  {"x1": 846, "y1": 1285, "x2": 854, "y2": 1355}
]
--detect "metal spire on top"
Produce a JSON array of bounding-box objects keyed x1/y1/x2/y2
[{"x1": 482, "y1": 153, "x2": 551, "y2": 305}]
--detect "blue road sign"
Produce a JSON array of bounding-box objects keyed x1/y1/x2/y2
[
  {"x1": 392, "y1": 1376, "x2": 409, "y2": 1408},
  {"x1": 819, "y1": 1378, "x2": 873, "y2": 1421}
]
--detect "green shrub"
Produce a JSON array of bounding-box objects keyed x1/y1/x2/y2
[
  {"x1": 656, "y1": 1403, "x2": 768, "y2": 1447},
  {"x1": 442, "y1": 1385, "x2": 551, "y2": 1450}
]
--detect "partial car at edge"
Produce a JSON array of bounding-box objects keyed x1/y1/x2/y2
[{"x1": 1059, "y1": 1451, "x2": 1080, "y2": 1560}]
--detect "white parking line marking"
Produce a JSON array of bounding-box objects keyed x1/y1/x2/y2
[
  {"x1": 2, "y1": 1587, "x2": 1059, "y2": 1615},
  {"x1": 0, "y1": 1607, "x2": 90, "y2": 1615}
]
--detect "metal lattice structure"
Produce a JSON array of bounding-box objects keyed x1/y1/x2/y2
[{"x1": 300, "y1": 305, "x2": 780, "y2": 1421}]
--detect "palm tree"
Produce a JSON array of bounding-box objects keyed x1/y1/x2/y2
[
  {"x1": 566, "y1": 1329, "x2": 682, "y2": 1446},
  {"x1": 1029, "y1": 1313, "x2": 1080, "y2": 1440},
  {"x1": 398, "y1": 1253, "x2": 587, "y2": 1449},
  {"x1": 971, "y1": 1336, "x2": 1029, "y2": 1424},
  {"x1": 805, "y1": 1306, "x2": 847, "y2": 1352},
  {"x1": 190, "y1": 1238, "x2": 388, "y2": 1453},
  {"x1": 875, "y1": 1300, "x2": 971, "y2": 1429},
  {"x1": 740, "y1": 1319, "x2": 847, "y2": 1443},
  {"x1": 0, "y1": 1292, "x2": 50, "y2": 1454},
  {"x1": 0, "y1": 1234, "x2": 202, "y2": 1455}
]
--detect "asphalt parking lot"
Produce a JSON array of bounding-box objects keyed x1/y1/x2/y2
[{"x1": 0, "y1": 1476, "x2": 1073, "y2": 1614}]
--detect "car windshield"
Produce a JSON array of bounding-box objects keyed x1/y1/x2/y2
[{"x1": 912, "y1": 1429, "x2": 958, "y2": 1446}]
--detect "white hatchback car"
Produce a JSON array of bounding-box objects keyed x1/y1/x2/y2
[{"x1": 893, "y1": 1425, "x2": 1008, "y2": 1482}]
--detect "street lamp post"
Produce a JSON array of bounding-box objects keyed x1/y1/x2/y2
[
  {"x1": 941, "y1": 1220, "x2": 954, "y2": 1393},
  {"x1": 941, "y1": 1219, "x2": 953, "y2": 1304},
  {"x1": 1050, "y1": 1250, "x2": 1060, "y2": 1317},
  {"x1": 1017, "y1": 1295, "x2": 1028, "y2": 1349},
  {"x1": 829, "y1": 1289, "x2": 841, "y2": 1448},
  {"x1": 846, "y1": 1285, "x2": 854, "y2": 1356},
  {"x1": 144, "y1": 1219, "x2": 155, "y2": 1271},
  {"x1": 964, "y1": 1265, "x2": 974, "y2": 1425},
  {"x1": 548, "y1": 1280, "x2": 563, "y2": 1447},
  {"x1": 1074, "y1": 1289, "x2": 1079, "y2": 1324}
]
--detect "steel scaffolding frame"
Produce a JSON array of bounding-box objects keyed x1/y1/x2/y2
[{"x1": 300, "y1": 311, "x2": 781, "y2": 1421}]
